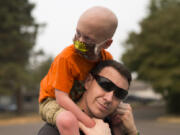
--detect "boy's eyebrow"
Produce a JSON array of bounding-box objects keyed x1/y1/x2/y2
[{"x1": 76, "y1": 29, "x2": 96, "y2": 42}]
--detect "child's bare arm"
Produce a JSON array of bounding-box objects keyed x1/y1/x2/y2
[{"x1": 55, "y1": 89, "x2": 95, "y2": 128}]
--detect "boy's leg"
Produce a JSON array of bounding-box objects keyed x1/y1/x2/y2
[
  {"x1": 56, "y1": 111, "x2": 80, "y2": 135},
  {"x1": 39, "y1": 98, "x2": 61, "y2": 125},
  {"x1": 39, "y1": 98, "x2": 80, "y2": 135}
]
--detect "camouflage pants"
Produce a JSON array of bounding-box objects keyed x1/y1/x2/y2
[{"x1": 39, "y1": 98, "x2": 65, "y2": 125}]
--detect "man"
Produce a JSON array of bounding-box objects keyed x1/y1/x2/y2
[{"x1": 38, "y1": 60, "x2": 138, "y2": 135}]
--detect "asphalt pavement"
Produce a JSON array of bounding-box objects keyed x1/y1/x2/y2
[
  {"x1": 0, "y1": 103, "x2": 180, "y2": 135},
  {"x1": 133, "y1": 103, "x2": 180, "y2": 135}
]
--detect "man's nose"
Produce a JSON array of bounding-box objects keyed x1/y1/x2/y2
[{"x1": 104, "y1": 91, "x2": 114, "y2": 102}]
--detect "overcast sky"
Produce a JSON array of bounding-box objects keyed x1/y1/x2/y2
[{"x1": 30, "y1": 0, "x2": 150, "y2": 61}]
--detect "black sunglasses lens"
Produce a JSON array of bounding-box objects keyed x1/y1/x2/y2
[
  {"x1": 97, "y1": 79, "x2": 112, "y2": 92},
  {"x1": 93, "y1": 74, "x2": 128, "y2": 100},
  {"x1": 114, "y1": 89, "x2": 128, "y2": 100}
]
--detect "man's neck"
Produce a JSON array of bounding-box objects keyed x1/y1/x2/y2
[{"x1": 77, "y1": 97, "x2": 93, "y2": 117}]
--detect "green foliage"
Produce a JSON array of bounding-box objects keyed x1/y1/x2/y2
[
  {"x1": 26, "y1": 56, "x2": 53, "y2": 92},
  {"x1": 0, "y1": 63, "x2": 27, "y2": 94},
  {"x1": 0, "y1": 0, "x2": 40, "y2": 112},
  {"x1": 0, "y1": 0, "x2": 38, "y2": 91},
  {"x1": 0, "y1": 0, "x2": 38, "y2": 65},
  {"x1": 166, "y1": 91, "x2": 180, "y2": 114},
  {"x1": 122, "y1": 0, "x2": 180, "y2": 113}
]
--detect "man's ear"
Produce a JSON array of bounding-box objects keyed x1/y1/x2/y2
[
  {"x1": 103, "y1": 39, "x2": 113, "y2": 49},
  {"x1": 84, "y1": 74, "x2": 93, "y2": 89}
]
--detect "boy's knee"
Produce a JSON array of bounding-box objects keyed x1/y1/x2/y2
[{"x1": 56, "y1": 111, "x2": 78, "y2": 129}]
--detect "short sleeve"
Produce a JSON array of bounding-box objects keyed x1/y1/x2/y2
[
  {"x1": 51, "y1": 57, "x2": 74, "y2": 94},
  {"x1": 101, "y1": 50, "x2": 113, "y2": 60}
]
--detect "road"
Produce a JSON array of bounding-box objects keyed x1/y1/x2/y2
[
  {"x1": 134, "y1": 103, "x2": 180, "y2": 135},
  {"x1": 0, "y1": 103, "x2": 180, "y2": 135}
]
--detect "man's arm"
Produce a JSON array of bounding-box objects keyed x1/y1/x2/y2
[
  {"x1": 55, "y1": 89, "x2": 95, "y2": 128},
  {"x1": 110, "y1": 102, "x2": 138, "y2": 135}
]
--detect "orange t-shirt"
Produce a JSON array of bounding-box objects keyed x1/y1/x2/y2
[{"x1": 39, "y1": 45, "x2": 113, "y2": 103}]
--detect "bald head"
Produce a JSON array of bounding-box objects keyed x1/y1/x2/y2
[{"x1": 77, "y1": 6, "x2": 118, "y2": 42}]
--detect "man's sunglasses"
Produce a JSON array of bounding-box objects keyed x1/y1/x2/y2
[{"x1": 91, "y1": 74, "x2": 128, "y2": 100}]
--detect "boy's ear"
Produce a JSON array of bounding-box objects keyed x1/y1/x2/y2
[
  {"x1": 103, "y1": 39, "x2": 113, "y2": 49},
  {"x1": 84, "y1": 74, "x2": 93, "y2": 89}
]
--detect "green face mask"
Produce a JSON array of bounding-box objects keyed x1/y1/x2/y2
[{"x1": 74, "y1": 40, "x2": 88, "y2": 53}]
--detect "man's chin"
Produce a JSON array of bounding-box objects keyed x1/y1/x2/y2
[{"x1": 92, "y1": 112, "x2": 109, "y2": 119}]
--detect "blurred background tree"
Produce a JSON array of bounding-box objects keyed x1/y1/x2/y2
[
  {"x1": 0, "y1": 0, "x2": 50, "y2": 113},
  {"x1": 0, "y1": 0, "x2": 85, "y2": 114},
  {"x1": 122, "y1": 0, "x2": 180, "y2": 114},
  {"x1": 26, "y1": 55, "x2": 53, "y2": 94}
]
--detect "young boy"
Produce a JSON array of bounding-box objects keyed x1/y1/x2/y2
[{"x1": 39, "y1": 6, "x2": 118, "y2": 135}]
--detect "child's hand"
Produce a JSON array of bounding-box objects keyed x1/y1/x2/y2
[
  {"x1": 80, "y1": 114, "x2": 95, "y2": 128},
  {"x1": 79, "y1": 118, "x2": 111, "y2": 135}
]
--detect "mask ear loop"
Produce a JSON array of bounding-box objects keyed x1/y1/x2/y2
[
  {"x1": 94, "y1": 46, "x2": 99, "y2": 55},
  {"x1": 94, "y1": 39, "x2": 109, "y2": 55}
]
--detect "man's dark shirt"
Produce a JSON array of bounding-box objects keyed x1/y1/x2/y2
[{"x1": 38, "y1": 123, "x2": 86, "y2": 135}]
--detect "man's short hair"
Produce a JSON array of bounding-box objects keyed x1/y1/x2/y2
[{"x1": 90, "y1": 60, "x2": 132, "y2": 85}]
